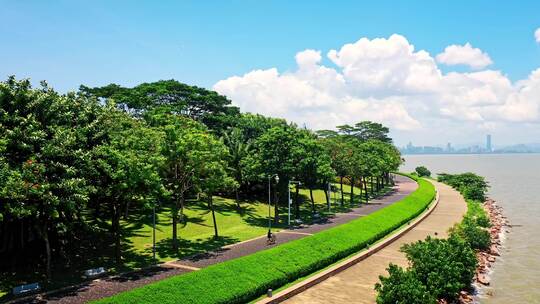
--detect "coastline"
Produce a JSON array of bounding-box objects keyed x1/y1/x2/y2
[{"x1": 459, "y1": 198, "x2": 510, "y2": 303}]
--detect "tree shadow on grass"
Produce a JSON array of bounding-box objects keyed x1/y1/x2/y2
[
  {"x1": 188, "y1": 197, "x2": 259, "y2": 218},
  {"x1": 152, "y1": 236, "x2": 240, "y2": 261}
]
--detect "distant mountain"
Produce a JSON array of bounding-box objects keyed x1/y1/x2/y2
[{"x1": 494, "y1": 143, "x2": 540, "y2": 153}]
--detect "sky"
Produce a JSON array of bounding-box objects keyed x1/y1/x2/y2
[{"x1": 1, "y1": 1, "x2": 540, "y2": 147}]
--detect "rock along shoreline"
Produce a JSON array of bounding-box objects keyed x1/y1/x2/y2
[{"x1": 458, "y1": 198, "x2": 510, "y2": 303}]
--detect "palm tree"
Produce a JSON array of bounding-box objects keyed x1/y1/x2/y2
[{"x1": 222, "y1": 128, "x2": 251, "y2": 210}]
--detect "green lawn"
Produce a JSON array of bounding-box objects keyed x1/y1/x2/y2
[
  {"x1": 0, "y1": 181, "x2": 382, "y2": 300},
  {"x1": 123, "y1": 182, "x2": 373, "y2": 264},
  {"x1": 123, "y1": 180, "x2": 380, "y2": 267},
  {"x1": 93, "y1": 176, "x2": 433, "y2": 304}
]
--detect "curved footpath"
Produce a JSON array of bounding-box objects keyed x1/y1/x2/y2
[
  {"x1": 19, "y1": 176, "x2": 416, "y2": 304},
  {"x1": 280, "y1": 180, "x2": 467, "y2": 304}
]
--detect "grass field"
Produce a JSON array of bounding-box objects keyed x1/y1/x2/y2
[
  {"x1": 93, "y1": 176, "x2": 433, "y2": 304},
  {"x1": 0, "y1": 182, "x2": 376, "y2": 299},
  {"x1": 124, "y1": 183, "x2": 372, "y2": 265}
]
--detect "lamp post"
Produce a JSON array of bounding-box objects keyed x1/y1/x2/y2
[
  {"x1": 152, "y1": 202, "x2": 156, "y2": 264},
  {"x1": 268, "y1": 174, "x2": 279, "y2": 233},
  {"x1": 327, "y1": 182, "x2": 331, "y2": 212},
  {"x1": 287, "y1": 180, "x2": 301, "y2": 226}
]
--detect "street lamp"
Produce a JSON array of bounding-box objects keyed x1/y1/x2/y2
[
  {"x1": 327, "y1": 182, "x2": 331, "y2": 212},
  {"x1": 268, "y1": 174, "x2": 279, "y2": 233},
  {"x1": 152, "y1": 201, "x2": 157, "y2": 264},
  {"x1": 288, "y1": 180, "x2": 301, "y2": 226}
]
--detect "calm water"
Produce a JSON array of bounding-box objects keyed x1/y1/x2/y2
[{"x1": 401, "y1": 154, "x2": 540, "y2": 303}]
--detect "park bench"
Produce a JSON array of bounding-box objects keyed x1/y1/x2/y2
[
  {"x1": 12, "y1": 282, "x2": 40, "y2": 295},
  {"x1": 83, "y1": 267, "x2": 107, "y2": 279}
]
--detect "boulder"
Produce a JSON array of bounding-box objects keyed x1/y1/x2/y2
[{"x1": 477, "y1": 274, "x2": 490, "y2": 285}]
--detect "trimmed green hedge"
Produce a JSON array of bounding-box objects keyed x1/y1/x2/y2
[{"x1": 94, "y1": 176, "x2": 435, "y2": 304}]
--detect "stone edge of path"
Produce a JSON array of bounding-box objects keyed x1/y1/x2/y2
[{"x1": 256, "y1": 179, "x2": 440, "y2": 304}]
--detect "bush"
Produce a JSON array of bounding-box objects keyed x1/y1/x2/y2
[
  {"x1": 375, "y1": 264, "x2": 435, "y2": 304},
  {"x1": 415, "y1": 166, "x2": 431, "y2": 177},
  {"x1": 457, "y1": 218, "x2": 490, "y2": 250},
  {"x1": 93, "y1": 175, "x2": 435, "y2": 304},
  {"x1": 437, "y1": 172, "x2": 488, "y2": 201},
  {"x1": 450, "y1": 200, "x2": 491, "y2": 250},
  {"x1": 401, "y1": 235, "x2": 477, "y2": 301},
  {"x1": 375, "y1": 172, "x2": 490, "y2": 303}
]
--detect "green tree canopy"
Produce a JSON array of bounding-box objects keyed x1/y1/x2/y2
[
  {"x1": 80, "y1": 80, "x2": 240, "y2": 133},
  {"x1": 0, "y1": 77, "x2": 103, "y2": 277}
]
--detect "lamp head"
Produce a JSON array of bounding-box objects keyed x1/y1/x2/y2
[{"x1": 274, "y1": 175, "x2": 280, "y2": 184}]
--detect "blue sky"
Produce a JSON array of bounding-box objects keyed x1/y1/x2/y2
[
  {"x1": 2, "y1": 1, "x2": 540, "y2": 146},
  {"x1": 2, "y1": 1, "x2": 539, "y2": 90}
]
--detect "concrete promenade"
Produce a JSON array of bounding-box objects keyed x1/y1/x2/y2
[{"x1": 283, "y1": 180, "x2": 467, "y2": 304}]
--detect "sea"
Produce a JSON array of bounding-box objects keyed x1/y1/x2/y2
[{"x1": 401, "y1": 154, "x2": 540, "y2": 303}]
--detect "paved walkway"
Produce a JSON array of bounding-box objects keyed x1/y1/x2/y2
[
  {"x1": 283, "y1": 180, "x2": 467, "y2": 304},
  {"x1": 27, "y1": 176, "x2": 416, "y2": 304}
]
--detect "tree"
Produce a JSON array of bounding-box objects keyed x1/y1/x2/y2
[
  {"x1": 80, "y1": 80, "x2": 240, "y2": 134},
  {"x1": 198, "y1": 143, "x2": 237, "y2": 238},
  {"x1": 375, "y1": 264, "x2": 435, "y2": 304},
  {"x1": 244, "y1": 126, "x2": 306, "y2": 223},
  {"x1": 352, "y1": 121, "x2": 392, "y2": 143},
  {"x1": 349, "y1": 141, "x2": 371, "y2": 204},
  {"x1": 222, "y1": 128, "x2": 251, "y2": 209},
  {"x1": 401, "y1": 235, "x2": 477, "y2": 301},
  {"x1": 297, "y1": 132, "x2": 334, "y2": 213},
  {"x1": 437, "y1": 172, "x2": 489, "y2": 201},
  {"x1": 147, "y1": 111, "x2": 221, "y2": 252},
  {"x1": 0, "y1": 77, "x2": 102, "y2": 278},
  {"x1": 415, "y1": 166, "x2": 431, "y2": 177},
  {"x1": 233, "y1": 113, "x2": 288, "y2": 143},
  {"x1": 320, "y1": 137, "x2": 353, "y2": 206},
  {"x1": 336, "y1": 121, "x2": 391, "y2": 143},
  {"x1": 90, "y1": 108, "x2": 164, "y2": 264}
]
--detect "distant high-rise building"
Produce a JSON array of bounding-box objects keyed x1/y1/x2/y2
[
  {"x1": 446, "y1": 142, "x2": 453, "y2": 152},
  {"x1": 486, "y1": 134, "x2": 492, "y2": 152}
]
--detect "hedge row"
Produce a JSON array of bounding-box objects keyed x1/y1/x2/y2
[{"x1": 94, "y1": 176, "x2": 435, "y2": 304}]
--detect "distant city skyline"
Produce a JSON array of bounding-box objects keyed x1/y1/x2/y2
[{"x1": 400, "y1": 134, "x2": 540, "y2": 154}]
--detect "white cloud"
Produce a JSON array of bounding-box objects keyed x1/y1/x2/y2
[
  {"x1": 328, "y1": 34, "x2": 441, "y2": 96},
  {"x1": 214, "y1": 34, "x2": 540, "y2": 143},
  {"x1": 535, "y1": 28, "x2": 540, "y2": 43},
  {"x1": 436, "y1": 43, "x2": 493, "y2": 69}
]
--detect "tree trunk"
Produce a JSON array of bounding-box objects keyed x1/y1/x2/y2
[
  {"x1": 324, "y1": 183, "x2": 330, "y2": 207},
  {"x1": 235, "y1": 189, "x2": 241, "y2": 211},
  {"x1": 172, "y1": 201, "x2": 179, "y2": 252},
  {"x1": 93, "y1": 202, "x2": 101, "y2": 220},
  {"x1": 309, "y1": 188, "x2": 315, "y2": 213},
  {"x1": 44, "y1": 230, "x2": 52, "y2": 280},
  {"x1": 208, "y1": 195, "x2": 218, "y2": 238},
  {"x1": 340, "y1": 176, "x2": 344, "y2": 206},
  {"x1": 362, "y1": 177, "x2": 369, "y2": 203},
  {"x1": 123, "y1": 201, "x2": 130, "y2": 220},
  {"x1": 37, "y1": 221, "x2": 52, "y2": 280},
  {"x1": 350, "y1": 177, "x2": 355, "y2": 205},
  {"x1": 113, "y1": 206, "x2": 121, "y2": 265},
  {"x1": 178, "y1": 193, "x2": 186, "y2": 223},
  {"x1": 370, "y1": 177, "x2": 374, "y2": 195},
  {"x1": 295, "y1": 184, "x2": 300, "y2": 219}
]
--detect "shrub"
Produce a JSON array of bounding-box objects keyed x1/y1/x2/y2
[
  {"x1": 437, "y1": 172, "x2": 489, "y2": 201},
  {"x1": 415, "y1": 166, "x2": 431, "y2": 177},
  {"x1": 93, "y1": 175, "x2": 435, "y2": 304},
  {"x1": 457, "y1": 218, "x2": 490, "y2": 250},
  {"x1": 400, "y1": 235, "x2": 477, "y2": 301},
  {"x1": 375, "y1": 264, "x2": 435, "y2": 304},
  {"x1": 451, "y1": 200, "x2": 491, "y2": 250}
]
